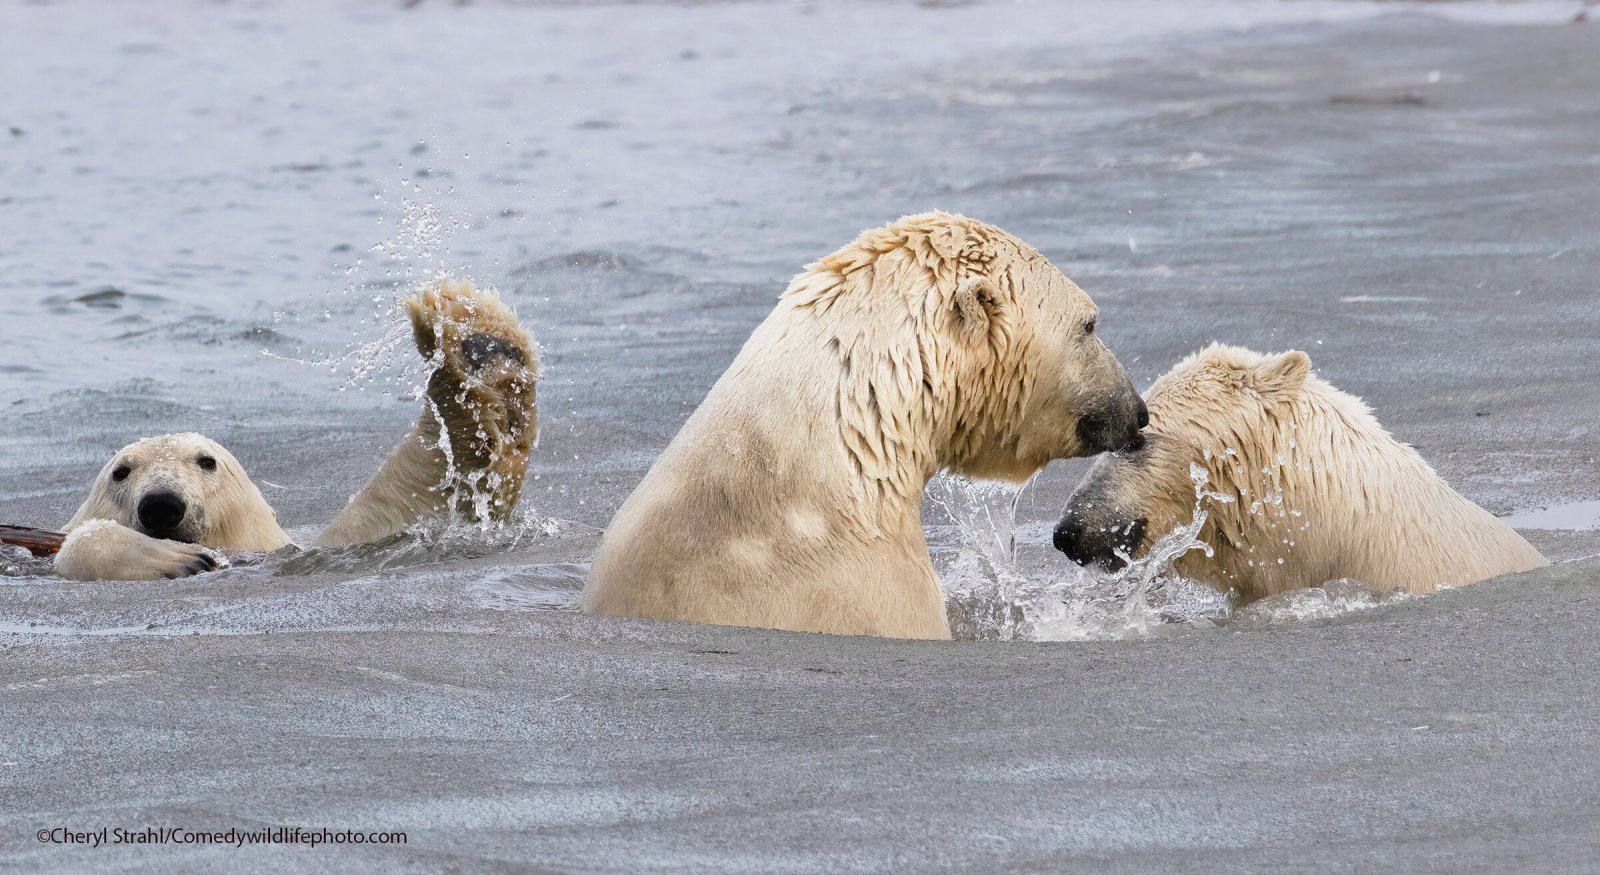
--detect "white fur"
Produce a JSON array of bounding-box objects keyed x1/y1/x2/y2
[
  {"x1": 584, "y1": 212, "x2": 1143, "y2": 638},
  {"x1": 55, "y1": 518, "x2": 225, "y2": 582},
  {"x1": 53, "y1": 280, "x2": 539, "y2": 581},
  {"x1": 1066, "y1": 344, "x2": 1548, "y2": 601}
]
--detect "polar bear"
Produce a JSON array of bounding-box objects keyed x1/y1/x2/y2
[
  {"x1": 1053, "y1": 343, "x2": 1548, "y2": 602},
  {"x1": 584, "y1": 212, "x2": 1148, "y2": 639},
  {"x1": 52, "y1": 280, "x2": 540, "y2": 581}
]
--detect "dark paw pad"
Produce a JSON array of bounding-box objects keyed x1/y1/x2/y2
[{"x1": 461, "y1": 333, "x2": 525, "y2": 370}]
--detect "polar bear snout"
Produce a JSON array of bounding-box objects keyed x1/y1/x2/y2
[
  {"x1": 1077, "y1": 394, "x2": 1149, "y2": 454},
  {"x1": 1054, "y1": 510, "x2": 1146, "y2": 572},
  {"x1": 136, "y1": 490, "x2": 190, "y2": 539}
]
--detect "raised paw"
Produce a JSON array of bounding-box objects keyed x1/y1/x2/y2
[
  {"x1": 404, "y1": 280, "x2": 541, "y2": 508},
  {"x1": 406, "y1": 279, "x2": 538, "y2": 387},
  {"x1": 312, "y1": 282, "x2": 544, "y2": 546},
  {"x1": 460, "y1": 331, "x2": 527, "y2": 373}
]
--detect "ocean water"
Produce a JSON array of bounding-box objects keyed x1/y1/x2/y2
[
  {"x1": 5, "y1": 4, "x2": 1600, "y2": 872},
  {"x1": 1, "y1": 0, "x2": 1593, "y2": 651}
]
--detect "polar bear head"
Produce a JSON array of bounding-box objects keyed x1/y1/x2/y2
[
  {"x1": 1052, "y1": 344, "x2": 1314, "y2": 574},
  {"x1": 67, "y1": 433, "x2": 291, "y2": 551},
  {"x1": 784, "y1": 212, "x2": 1147, "y2": 494}
]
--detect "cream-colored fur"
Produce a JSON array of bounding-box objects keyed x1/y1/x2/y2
[
  {"x1": 584, "y1": 212, "x2": 1145, "y2": 638},
  {"x1": 55, "y1": 516, "x2": 232, "y2": 582},
  {"x1": 1058, "y1": 344, "x2": 1548, "y2": 602},
  {"x1": 54, "y1": 280, "x2": 540, "y2": 581},
  {"x1": 315, "y1": 281, "x2": 540, "y2": 546}
]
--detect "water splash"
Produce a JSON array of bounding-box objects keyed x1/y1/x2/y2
[
  {"x1": 0, "y1": 544, "x2": 54, "y2": 579},
  {"x1": 927, "y1": 475, "x2": 1033, "y2": 640},
  {"x1": 926, "y1": 473, "x2": 1029, "y2": 565},
  {"x1": 275, "y1": 510, "x2": 567, "y2": 576},
  {"x1": 1230, "y1": 578, "x2": 1414, "y2": 627},
  {"x1": 931, "y1": 464, "x2": 1400, "y2": 641},
  {"x1": 1027, "y1": 470, "x2": 1231, "y2": 641},
  {"x1": 261, "y1": 190, "x2": 538, "y2": 537},
  {"x1": 265, "y1": 189, "x2": 473, "y2": 394}
]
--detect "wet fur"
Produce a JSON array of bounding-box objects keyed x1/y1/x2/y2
[
  {"x1": 584, "y1": 212, "x2": 1143, "y2": 638},
  {"x1": 54, "y1": 280, "x2": 539, "y2": 581},
  {"x1": 1063, "y1": 344, "x2": 1548, "y2": 601},
  {"x1": 315, "y1": 280, "x2": 539, "y2": 546}
]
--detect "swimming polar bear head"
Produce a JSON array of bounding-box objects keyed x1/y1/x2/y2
[
  {"x1": 787, "y1": 212, "x2": 1148, "y2": 490},
  {"x1": 66, "y1": 433, "x2": 291, "y2": 551},
  {"x1": 1052, "y1": 343, "x2": 1550, "y2": 603},
  {"x1": 1053, "y1": 344, "x2": 1314, "y2": 574}
]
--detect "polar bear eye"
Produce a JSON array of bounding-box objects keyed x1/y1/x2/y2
[
  {"x1": 111, "y1": 464, "x2": 131, "y2": 482},
  {"x1": 1084, "y1": 318, "x2": 1097, "y2": 336},
  {"x1": 196, "y1": 455, "x2": 218, "y2": 472}
]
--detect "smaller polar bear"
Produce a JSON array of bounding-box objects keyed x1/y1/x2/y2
[
  {"x1": 53, "y1": 280, "x2": 540, "y2": 581},
  {"x1": 585, "y1": 212, "x2": 1148, "y2": 639},
  {"x1": 1053, "y1": 344, "x2": 1548, "y2": 602}
]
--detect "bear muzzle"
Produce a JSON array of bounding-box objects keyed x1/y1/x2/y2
[
  {"x1": 136, "y1": 490, "x2": 192, "y2": 541},
  {"x1": 1076, "y1": 395, "x2": 1148, "y2": 454},
  {"x1": 1054, "y1": 512, "x2": 1147, "y2": 572}
]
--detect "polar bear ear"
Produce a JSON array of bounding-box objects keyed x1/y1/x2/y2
[
  {"x1": 952, "y1": 276, "x2": 997, "y2": 339},
  {"x1": 1251, "y1": 350, "x2": 1312, "y2": 397}
]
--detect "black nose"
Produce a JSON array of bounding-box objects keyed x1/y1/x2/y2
[
  {"x1": 137, "y1": 491, "x2": 187, "y2": 534},
  {"x1": 1053, "y1": 516, "x2": 1091, "y2": 563},
  {"x1": 1118, "y1": 398, "x2": 1150, "y2": 452},
  {"x1": 1077, "y1": 399, "x2": 1149, "y2": 455},
  {"x1": 1053, "y1": 513, "x2": 1147, "y2": 572}
]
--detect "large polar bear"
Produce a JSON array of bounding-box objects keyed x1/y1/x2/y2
[
  {"x1": 53, "y1": 280, "x2": 540, "y2": 581},
  {"x1": 1053, "y1": 344, "x2": 1548, "y2": 602},
  {"x1": 584, "y1": 212, "x2": 1148, "y2": 639}
]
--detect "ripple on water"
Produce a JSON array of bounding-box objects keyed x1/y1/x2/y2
[
  {"x1": 43, "y1": 287, "x2": 170, "y2": 313},
  {"x1": 0, "y1": 545, "x2": 54, "y2": 579},
  {"x1": 470, "y1": 563, "x2": 588, "y2": 612},
  {"x1": 1501, "y1": 499, "x2": 1600, "y2": 531},
  {"x1": 1230, "y1": 579, "x2": 1414, "y2": 628},
  {"x1": 0, "y1": 513, "x2": 592, "y2": 644}
]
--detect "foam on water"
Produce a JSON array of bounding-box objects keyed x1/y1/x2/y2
[{"x1": 273, "y1": 512, "x2": 570, "y2": 576}]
